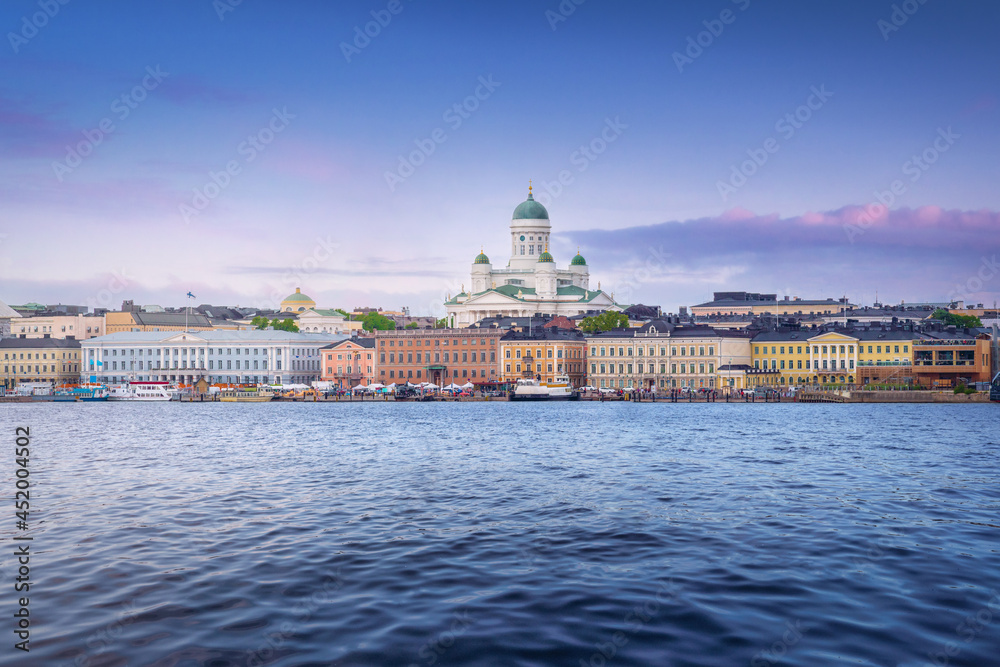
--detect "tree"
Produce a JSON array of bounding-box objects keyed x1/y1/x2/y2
[
  {"x1": 272, "y1": 318, "x2": 299, "y2": 332},
  {"x1": 435, "y1": 317, "x2": 449, "y2": 329},
  {"x1": 334, "y1": 309, "x2": 350, "y2": 317},
  {"x1": 931, "y1": 309, "x2": 982, "y2": 328},
  {"x1": 580, "y1": 311, "x2": 629, "y2": 333},
  {"x1": 405, "y1": 322, "x2": 419, "y2": 329},
  {"x1": 251, "y1": 316, "x2": 270, "y2": 330},
  {"x1": 361, "y1": 311, "x2": 396, "y2": 331}
]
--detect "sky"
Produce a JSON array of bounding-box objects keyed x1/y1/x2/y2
[{"x1": 1, "y1": 0, "x2": 999, "y2": 314}]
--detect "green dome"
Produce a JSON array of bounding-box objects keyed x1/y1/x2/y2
[
  {"x1": 571, "y1": 252, "x2": 587, "y2": 266},
  {"x1": 283, "y1": 289, "x2": 313, "y2": 302},
  {"x1": 537, "y1": 250, "x2": 554, "y2": 263},
  {"x1": 513, "y1": 192, "x2": 549, "y2": 220},
  {"x1": 474, "y1": 252, "x2": 490, "y2": 264}
]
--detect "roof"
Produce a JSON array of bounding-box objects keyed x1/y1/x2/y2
[
  {"x1": 537, "y1": 250, "x2": 554, "y2": 263},
  {"x1": 282, "y1": 289, "x2": 314, "y2": 303},
  {"x1": 474, "y1": 252, "x2": 490, "y2": 264},
  {"x1": 321, "y1": 337, "x2": 376, "y2": 350},
  {"x1": 0, "y1": 299, "x2": 22, "y2": 318},
  {"x1": 81, "y1": 330, "x2": 346, "y2": 344},
  {"x1": 132, "y1": 312, "x2": 212, "y2": 327},
  {"x1": 500, "y1": 328, "x2": 585, "y2": 342},
  {"x1": 571, "y1": 252, "x2": 587, "y2": 266},
  {"x1": 0, "y1": 337, "x2": 81, "y2": 348},
  {"x1": 306, "y1": 309, "x2": 348, "y2": 318},
  {"x1": 512, "y1": 191, "x2": 549, "y2": 220}
]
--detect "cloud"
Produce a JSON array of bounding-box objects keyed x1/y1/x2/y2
[
  {"x1": 0, "y1": 96, "x2": 78, "y2": 158},
  {"x1": 568, "y1": 205, "x2": 1000, "y2": 306}
]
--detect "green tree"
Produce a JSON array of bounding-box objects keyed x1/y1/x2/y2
[
  {"x1": 405, "y1": 322, "x2": 419, "y2": 329},
  {"x1": 580, "y1": 311, "x2": 629, "y2": 333},
  {"x1": 931, "y1": 309, "x2": 982, "y2": 328},
  {"x1": 435, "y1": 317, "x2": 449, "y2": 329},
  {"x1": 361, "y1": 312, "x2": 396, "y2": 331},
  {"x1": 251, "y1": 316, "x2": 270, "y2": 330},
  {"x1": 272, "y1": 318, "x2": 299, "y2": 332},
  {"x1": 334, "y1": 309, "x2": 350, "y2": 317}
]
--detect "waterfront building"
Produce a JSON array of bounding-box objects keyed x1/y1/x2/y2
[
  {"x1": 280, "y1": 288, "x2": 317, "y2": 313},
  {"x1": 691, "y1": 292, "x2": 854, "y2": 318},
  {"x1": 105, "y1": 309, "x2": 220, "y2": 333},
  {"x1": 586, "y1": 323, "x2": 752, "y2": 391},
  {"x1": 298, "y1": 309, "x2": 364, "y2": 334},
  {"x1": 445, "y1": 186, "x2": 620, "y2": 327},
  {"x1": 0, "y1": 336, "x2": 82, "y2": 389},
  {"x1": 912, "y1": 328, "x2": 993, "y2": 387},
  {"x1": 500, "y1": 328, "x2": 587, "y2": 387},
  {"x1": 320, "y1": 338, "x2": 376, "y2": 389},
  {"x1": 11, "y1": 312, "x2": 106, "y2": 339},
  {"x1": 374, "y1": 328, "x2": 504, "y2": 386},
  {"x1": 80, "y1": 330, "x2": 345, "y2": 385}
]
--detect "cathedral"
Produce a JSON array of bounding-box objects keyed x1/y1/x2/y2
[{"x1": 445, "y1": 185, "x2": 621, "y2": 327}]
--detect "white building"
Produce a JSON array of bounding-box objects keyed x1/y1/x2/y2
[
  {"x1": 296, "y1": 309, "x2": 364, "y2": 334},
  {"x1": 445, "y1": 186, "x2": 620, "y2": 327},
  {"x1": 80, "y1": 330, "x2": 346, "y2": 385}
]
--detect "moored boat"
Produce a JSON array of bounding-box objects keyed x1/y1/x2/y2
[
  {"x1": 510, "y1": 374, "x2": 579, "y2": 401},
  {"x1": 219, "y1": 386, "x2": 274, "y2": 402},
  {"x1": 108, "y1": 381, "x2": 172, "y2": 401}
]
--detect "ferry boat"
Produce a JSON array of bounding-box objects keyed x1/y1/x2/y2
[
  {"x1": 510, "y1": 374, "x2": 579, "y2": 401},
  {"x1": 108, "y1": 381, "x2": 172, "y2": 401},
  {"x1": 54, "y1": 386, "x2": 110, "y2": 402},
  {"x1": 219, "y1": 386, "x2": 274, "y2": 402},
  {"x1": 991, "y1": 372, "x2": 1000, "y2": 403}
]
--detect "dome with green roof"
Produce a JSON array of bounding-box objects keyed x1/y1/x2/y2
[
  {"x1": 280, "y1": 287, "x2": 316, "y2": 312},
  {"x1": 474, "y1": 251, "x2": 490, "y2": 264},
  {"x1": 537, "y1": 250, "x2": 554, "y2": 263},
  {"x1": 512, "y1": 190, "x2": 549, "y2": 220},
  {"x1": 571, "y1": 252, "x2": 587, "y2": 266}
]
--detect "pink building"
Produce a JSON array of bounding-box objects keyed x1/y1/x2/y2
[{"x1": 320, "y1": 338, "x2": 376, "y2": 389}]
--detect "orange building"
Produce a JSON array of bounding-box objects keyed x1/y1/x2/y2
[
  {"x1": 374, "y1": 329, "x2": 503, "y2": 386},
  {"x1": 320, "y1": 338, "x2": 375, "y2": 389}
]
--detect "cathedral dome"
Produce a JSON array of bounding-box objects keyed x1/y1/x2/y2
[
  {"x1": 537, "y1": 250, "x2": 554, "y2": 263},
  {"x1": 280, "y1": 288, "x2": 316, "y2": 312},
  {"x1": 513, "y1": 191, "x2": 549, "y2": 220},
  {"x1": 474, "y1": 251, "x2": 490, "y2": 264},
  {"x1": 571, "y1": 252, "x2": 587, "y2": 266}
]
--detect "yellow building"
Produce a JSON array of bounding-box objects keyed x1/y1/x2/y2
[
  {"x1": 104, "y1": 310, "x2": 217, "y2": 334},
  {"x1": 280, "y1": 288, "x2": 317, "y2": 313},
  {"x1": 1, "y1": 337, "x2": 82, "y2": 389},
  {"x1": 500, "y1": 328, "x2": 587, "y2": 387}
]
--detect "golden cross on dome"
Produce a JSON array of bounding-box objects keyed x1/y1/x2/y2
[{"x1": 528, "y1": 180, "x2": 532, "y2": 195}]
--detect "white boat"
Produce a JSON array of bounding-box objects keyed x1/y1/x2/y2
[
  {"x1": 108, "y1": 381, "x2": 172, "y2": 401},
  {"x1": 510, "y1": 374, "x2": 579, "y2": 401}
]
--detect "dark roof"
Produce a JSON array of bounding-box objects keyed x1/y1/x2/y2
[
  {"x1": 132, "y1": 312, "x2": 212, "y2": 327},
  {"x1": 0, "y1": 337, "x2": 81, "y2": 349},
  {"x1": 500, "y1": 328, "x2": 585, "y2": 342},
  {"x1": 321, "y1": 337, "x2": 376, "y2": 350}
]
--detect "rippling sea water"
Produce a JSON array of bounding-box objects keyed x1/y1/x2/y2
[{"x1": 2, "y1": 402, "x2": 999, "y2": 667}]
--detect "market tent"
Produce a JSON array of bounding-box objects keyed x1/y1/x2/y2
[
  {"x1": 460, "y1": 382, "x2": 474, "y2": 389},
  {"x1": 423, "y1": 383, "x2": 439, "y2": 390},
  {"x1": 353, "y1": 383, "x2": 369, "y2": 391}
]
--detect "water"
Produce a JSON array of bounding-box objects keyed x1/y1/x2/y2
[{"x1": 2, "y1": 402, "x2": 999, "y2": 666}]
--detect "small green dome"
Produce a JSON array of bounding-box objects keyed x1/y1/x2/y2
[
  {"x1": 571, "y1": 252, "x2": 587, "y2": 266},
  {"x1": 474, "y1": 252, "x2": 490, "y2": 264},
  {"x1": 513, "y1": 192, "x2": 549, "y2": 220},
  {"x1": 538, "y1": 250, "x2": 554, "y2": 263},
  {"x1": 283, "y1": 288, "x2": 313, "y2": 302}
]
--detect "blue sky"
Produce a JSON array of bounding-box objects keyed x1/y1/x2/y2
[{"x1": 2, "y1": 0, "x2": 998, "y2": 313}]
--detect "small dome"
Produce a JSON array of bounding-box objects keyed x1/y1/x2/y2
[
  {"x1": 571, "y1": 252, "x2": 587, "y2": 266},
  {"x1": 538, "y1": 250, "x2": 554, "y2": 263},
  {"x1": 474, "y1": 252, "x2": 490, "y2": 264},
  {"x1": 513, "y1": 190, "x2": 549, "y2": 220},
  {"x1": 283, "y1": 288, "x2": 313, "y2": 302}
]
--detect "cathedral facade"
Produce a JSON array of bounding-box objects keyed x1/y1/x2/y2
[{"x1": 445, "y1": 186, "x2": 620, "y2": 327}]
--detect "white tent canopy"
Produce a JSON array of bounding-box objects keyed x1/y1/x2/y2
[
  {"x1": 353, "y1": 383, "x2": 369, "y2": 391},
  {"x1": 423, "y1": 383, "x2": 439, "y2": 390},
  {"x1": 460, "y1": 382, "x2": 474, "y2": 389}
]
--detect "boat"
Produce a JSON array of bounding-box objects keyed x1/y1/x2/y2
[
  {"x1": 108, "y1": 381, "x2": 172, "y2": 401},
  {"x1": 991, "y1": 372, "x2": 1000, "y2": 403},
  {"x1": 510, "y1": 374, "x2": 579, "y2": 401},
  {"x1": 219, "y1": 386, "x2": 274, "y2": 402}
]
